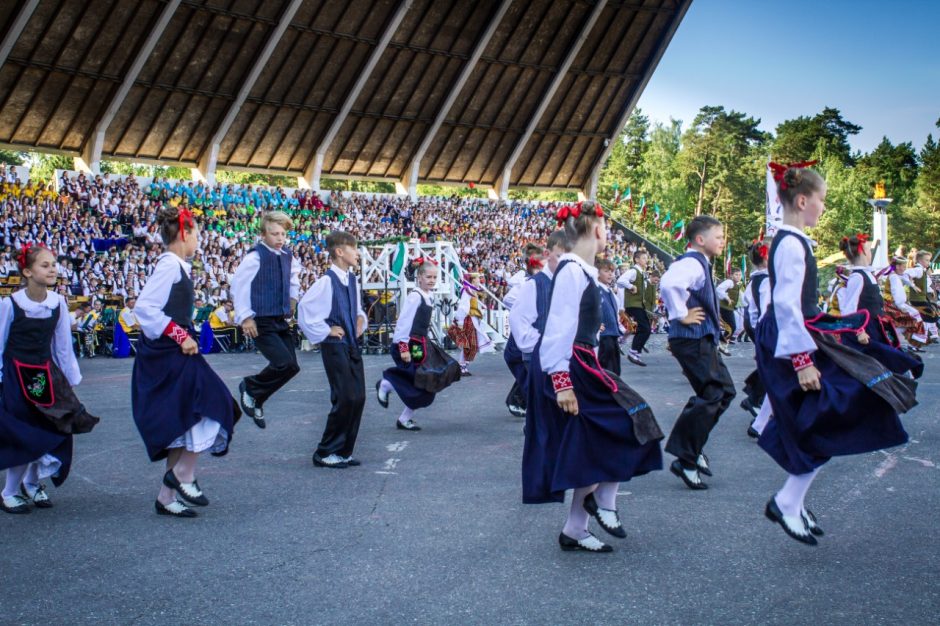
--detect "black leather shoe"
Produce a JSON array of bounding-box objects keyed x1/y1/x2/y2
[
  {"x1": 765, "y1": 498, "x2": 817, "y2": 545},
  {"x1": 802, "y1": 508, "x2": 824, "y2": 536},
  {"x1": 670, "y1": 460, "x2": 708, "y2": 490},
  {"x1": 747, "y1": 424, "x2": 760, "y2": 439},
  {"x1": 21, "y1": 484, "x2": 53, "y2": 508},
  {"x1": 1, "y1": 495, "x2": 31, "y2": 514},
  {"x1": 558, "y1": 532, "x2": 613, "y2": 553},
  {"x1": 155, "y1": 499, "x2": 197, "y2": 518},
  {"x1": 163, "y1": 470, "x2": 209, "y2": 506},
  {"x1": 345, "y1": 457, "x2": 362, "y2": 467},
  {"x1": 239, "y1": 380, "x2": 265, "y2": 429},
  {"x1": 397, "y1": 419, "x2": 422, "y2": 431},
  {"x1": 741, "y1": 397, "x2": 758, "y2": 417},
  {"x1": 376, "y1": 380, "x2": 390, "y2": 408},
  {"x1": 696, "y1": 453, "x2": 713, "y2": 477},
  {"x1": 583, "y1": 492, "x2": 626, "y2": 538},
  {"x1": 627, "y1": 352, "x2": 647, "y2": 367},
  {"x1": 313, "y1": 453, "x2": 348, "y2": 468}
]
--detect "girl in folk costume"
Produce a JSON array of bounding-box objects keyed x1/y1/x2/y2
[
  {"x1": 522, "y1": 202, "x2": 663, "y2": 553},
  {"x1": 905, "y1": 249, "x2": 940, "y2": 343},
  {"x1": 838, "y1": 234, "x2": 924, "y2": 378},
  {"x1": 741, "y1": 240, "x2": 771, "y2": 438},
  {"x1": 376, "y1": 259, "x2": 460, "y2": 431},
  {"x1": 503, "y1": 251, "x2": 547, "y2": 417},
  {"x1": 132, "y1": 207, "x2": 241, "y2": 518},
  {"x1": 882, "y1": 256, "x2": 928, "y2": 352},
  {"x1": 451, "y1": 272, "x2": 494, "y2": 375},
  {"x1": 0, "y1": 246, "x2": 99, "y2": 514},
  {"x1": 756, "y1": 164, "x2": 915, "y2": 546}
]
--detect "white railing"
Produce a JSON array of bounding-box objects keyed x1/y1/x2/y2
[{"x1": 359, "y1": 239, "x2": 508, "y2": 350}]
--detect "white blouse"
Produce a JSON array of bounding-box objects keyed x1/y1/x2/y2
[
  {"x1": 539, "y1": 254, "x2": 597, "y2": 375},
  {"x1": 743, "y1": 269, "x2": 771, "y2": 327},
  {"x1": 770, "y1": 226, "x2": 817, "y2": 358},
  {"x1": 0, "y1": 289, "x2": 82, "y2": 385},
  {"x1": 136, "y1": 253, "x2": 191, "y2": 340},
  {"x1": 392, "y1": 290, "x2": 433, "y2": 344},
  {"x1": 508, "y1": 268, "x2": 553, "y2": 354},
  {"x1": 840, "y1": 267, "x2": 877, "y2": 314}
]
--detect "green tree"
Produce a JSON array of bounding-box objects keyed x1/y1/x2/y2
[
  {"x1": 902, "y1": 132, "x2": 940, "y2": 252},
  {"x1": 772, "y1": 107, "x2": 862, "y2": 165},
  {"x1": 598, "y1": 109, "x2": 649, "y2": 206},
  {"x1": 28, "y1": 153, "x2": 74, "y2": 182},
  {"x1": 0, "y1": 150, "x2": 25, "y2": 166}
]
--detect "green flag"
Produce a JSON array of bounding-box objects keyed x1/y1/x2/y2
[{"x1": 390, "y1": 242, "x2": 407, "y2": 282}]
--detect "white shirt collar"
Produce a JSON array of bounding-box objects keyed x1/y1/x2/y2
[
  {"x1": 559, "y1": 252, "x2": 598, "y2": 279},
  {"x1": 259, "y1": 241, "x2": 286, "y2": 255},
  {"x1": 775, "y1": 224, "x2": 815, "y2": 245},
  {"x1": 540, "y1": 267, "x2": 554, "y2": 280},
  {"x1": 12, "y1": 288, "x2": 59, "y2": 310},
  {"x1": 329, "y1": 264, "x2": 351, "y2": 284}
]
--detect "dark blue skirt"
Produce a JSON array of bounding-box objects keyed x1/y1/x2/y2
[
  {"x1": 132, "y1": 335, "x2": 239, "y2": 462},
  {"x1": 755, "y1": 308, "x2": 909, "y2": 475},
  {"x1": 383, "y1": 348, "x2": 436, "y2": 410},
  {"x1": 0, "y1": 357, "x2": 73, "y2": 485},
  {"x1": 843, "y1": 314, "x2": 924, "y2": 379},
  {"x1": 522, "y1": 345, "x2": 663, "y2": 504}
]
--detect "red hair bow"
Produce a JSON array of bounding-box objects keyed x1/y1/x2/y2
[
  {"x1": 178, "y1": 208, "x2": 194, "y2": 241},
  {"x1": 16, "y1": 243, "x2": 33, "y2": 271},
  {"x1": 768, "y1": 160, "x2": 819, "y2": 189},
  {"x1": 413, "y1": 256, "x2": 437, "y2": 266},
  {"x1": 757, "y1": 244, "x2": 769, "y2": 261},
  {"x1": 526, "y1": 255, "x2": 544, "y2": 270},
  {"x1": 854, "y1": 233, "x2": 869, "y2": 254},
  {"x1": 556, "y1": 205, "x2": 572, "y2": 225}
]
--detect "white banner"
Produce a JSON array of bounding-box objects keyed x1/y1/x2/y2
[{"x1": 765, "y1": 163, "x2": 783, "y2": 236}]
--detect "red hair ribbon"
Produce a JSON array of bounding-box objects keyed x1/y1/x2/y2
[
  {"x1": 16, "y1": 243, "x2": 33, "y2": 271},
  {"x1": 757, "y1": 245, "x2": 768, "y2": 261},
  {"x1": 526, "y1": 255, "x2": 544, "y2": 270},
  {"x1": 768, "y1": 160, "x2": 819, "y2": 189},
  {"x1": 854, "y1": 233, "x2": 869, "y2": 255},
  {"x1": 178, "y1": 208, "x2": 194, "y2": 241},
  {"x1": 413, "y1": 256, "x2": 438, "y2": 266}
]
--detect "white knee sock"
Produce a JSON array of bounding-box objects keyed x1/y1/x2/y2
[
  {"x1": 594, "y1": 482, "x2": 619, "y2": 510},
  {"x1": 775, "y1": 468, "x2": 820, "y2": 518},
  {"x1": 379, "y1": 378, "x2": 394, "y2": 397},
  {"x1": 752, "y1": 397, "x2": 772, "y2": 434},
  {"x1": 23, "y1": 462, "x2": 40, "y2": 490},
  {"x1": 562, "y1": 486, "x2": 596, "y2": 539},
  {"x1": 398, "y1": 407, "x2": 414, "y2": 425},
  {"x1": 3, "y1": 465, "x2": 29, "y2": 498}
]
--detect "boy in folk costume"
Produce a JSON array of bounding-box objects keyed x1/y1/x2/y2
[
  {"x1": 596, "y1": 258, "x2": 623, "y2": 375},
  {"x1": 233, "y1": 211, "x2": 301, "y2": 428},
  {"x1": 297, "y1": 232, "x2": 367, "y2": 469},
  {"x1": 716, "y1": 266, "x2": 743, "y2": 353},
  {"x1": 617, "y1": 249, "x2": 653, "y2": 366},
  {"x1": 905, "y1": 250, "x2": 939, "y2": 343},
  {"x1": 452, "y1": 272, "x2": 493, "y2": 375},
  {"x1": 659, "y1": 216, "x2": 736, "y2": 490}
]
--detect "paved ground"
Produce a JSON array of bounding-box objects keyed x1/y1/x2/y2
[{"x1": 1, "y1": 336, "x2": 938, "y2": 625}]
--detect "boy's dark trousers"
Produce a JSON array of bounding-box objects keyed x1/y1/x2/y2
[
  {"x1": 626, "y1": 307, "x2": 651, "y2": 353},
  {"x1": 317, "y1": 342, "x2": 366, "y2": 457},
  {"x1": 243, "y1": 316, "x2": 300, "y2": 406},
  {"x1": 665, "y1": 336, "x2": 736, "y2": 465},
  {"x1": 598, "y1": 335, "x2": 622, "y2": 376}
]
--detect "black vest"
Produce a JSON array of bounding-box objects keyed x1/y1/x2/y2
[
  {"x1": 249, "y1": 244, "x2": 292, "y2": 317},
  {"x1": 409, "y1": 293, "x2": 432, "y2": 338},
  {"x1": 164, "y1": 264, "x2": 194, "y2": 327},
  {"x1": 853, "y1": 269, "x2": 884, "y2": 315},
  {"x1": 6, "y1": 296, "x2": 60, "y2": 363},
  {"x1": 768, "y1": 230, "x2": 819, "y2": 319},
  {"x1": 323, "y1": 269, "x2": 358, "y2": 348},
  {"x1": 750, "y1": 273, "x2": 768, "y2": 316},
  {"x1": 552, "y1": 260, "x2": 602, "y2": 347}
]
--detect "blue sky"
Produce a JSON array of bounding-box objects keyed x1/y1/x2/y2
[{"x1": 635, "y1": 0, "x2": 940, "y2": 153}]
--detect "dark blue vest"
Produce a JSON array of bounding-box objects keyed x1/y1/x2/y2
[
  {"x1": 323, "y1": 269, "x2": 358, "y2": 348},
  {"x1": 667, "y1": 251, "x2": 720, "y2": 344},
  {"x1": 164, "y1": 264, "x2": 194, "y2": 328},
  {"x1": 853, "y1": 269, "x2": 883, "y2": 315},
  {"x1": 532, "y1": 271, "x2": 552, "y2": 334},
  {"x1": 600, "y1": 287, "x2": 620, "y2": 337},
  {"x1": 250, "y1": 244, "x2": 291, "y2": 318},
  {"x1": 750, "y1": 272, "x2": 768, "y2": 316},
  {"x1": 768, "y1": 230, "x2": 819, "y2": 319}
]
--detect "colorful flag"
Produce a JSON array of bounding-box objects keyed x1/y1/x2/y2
[
  {"x1": 725, "y1": 245, "x2": 733, "y2": 275},
  {"x1": 661, "y1": 211, "x2": 672, "y2": 231},
  {"x1": 612, "y1": 183, "x2": 621, "y2": 205},
  {"x1": 671, "y1": 220, "x2": 685, "y2": 241},
  {"x1": 652, "y1": 202, "x2": 660, "y2": 226},
  {"x1": 390, "y1": 241, "x2": 407, "y2": 282},
  {"x1": 625, "y1": 187, "x2": 634, "y2": 212}
]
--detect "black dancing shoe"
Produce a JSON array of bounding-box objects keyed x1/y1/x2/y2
[
  {"x1": 344, "y1": 457, "x2": 362, "y2": 467},
  {"x1": 558, "y1": 532, "x2": 613, "y2": 553},
  {"x1": 239, "y1": 380, "x2": 265, "y2": 429},
  {"x1": 507, "y1": 403, "x2": 526, "y2": 417},
  {"x1": 747, "y1": 424, "x2": 760, "y2": 439},
  {"x1": 313, "y1": 453, "x2": 348, "y2": 468},
  {"x1": 155, "y1": 499, "x2": 197, "y2": 518},
  {"x1": 375, "y1": 380, "x2": 390, "y2": 409},
  {"x1": 583, "y1": 492, "x2": 626, "y2": 538},
  {"x1": 764, "y1": 498, "x2": 817, "y2": 546},
  {"x1": 163, "y1": 470, "x2": 209, "y2": 506},
  {"x1": 627, "y1": 352, "x2": 647, "y2": 367},
  {"x1": 741, "y1": 397, "x2": 758, "y2": 418},
  {"x1": 21, "y1": 484, "x2": 52, "y2": 508},
  {"x1": 802, "y1": 508, "x2": 824, "y2": 536},
  {"x1": 396, "y1": 419, "x2": 422, "y2": 431},
  {"x1": 670, "y1": 460, "x2": 708, "y2": 490},
  {"x1": 696, "y1": 453, "x2": 713, "y2": 477},
  {"x1": 1, "y1": 495, "x2": 31, "y2": 514}
]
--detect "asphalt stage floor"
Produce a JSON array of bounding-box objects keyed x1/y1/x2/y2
[{"x1": 1, "y1": 336, "x2": 938, "y2": 625}]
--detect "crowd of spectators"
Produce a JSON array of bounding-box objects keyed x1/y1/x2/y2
[{"x1": 0, "y1": 165, "x2": 657, "y2": 356}]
